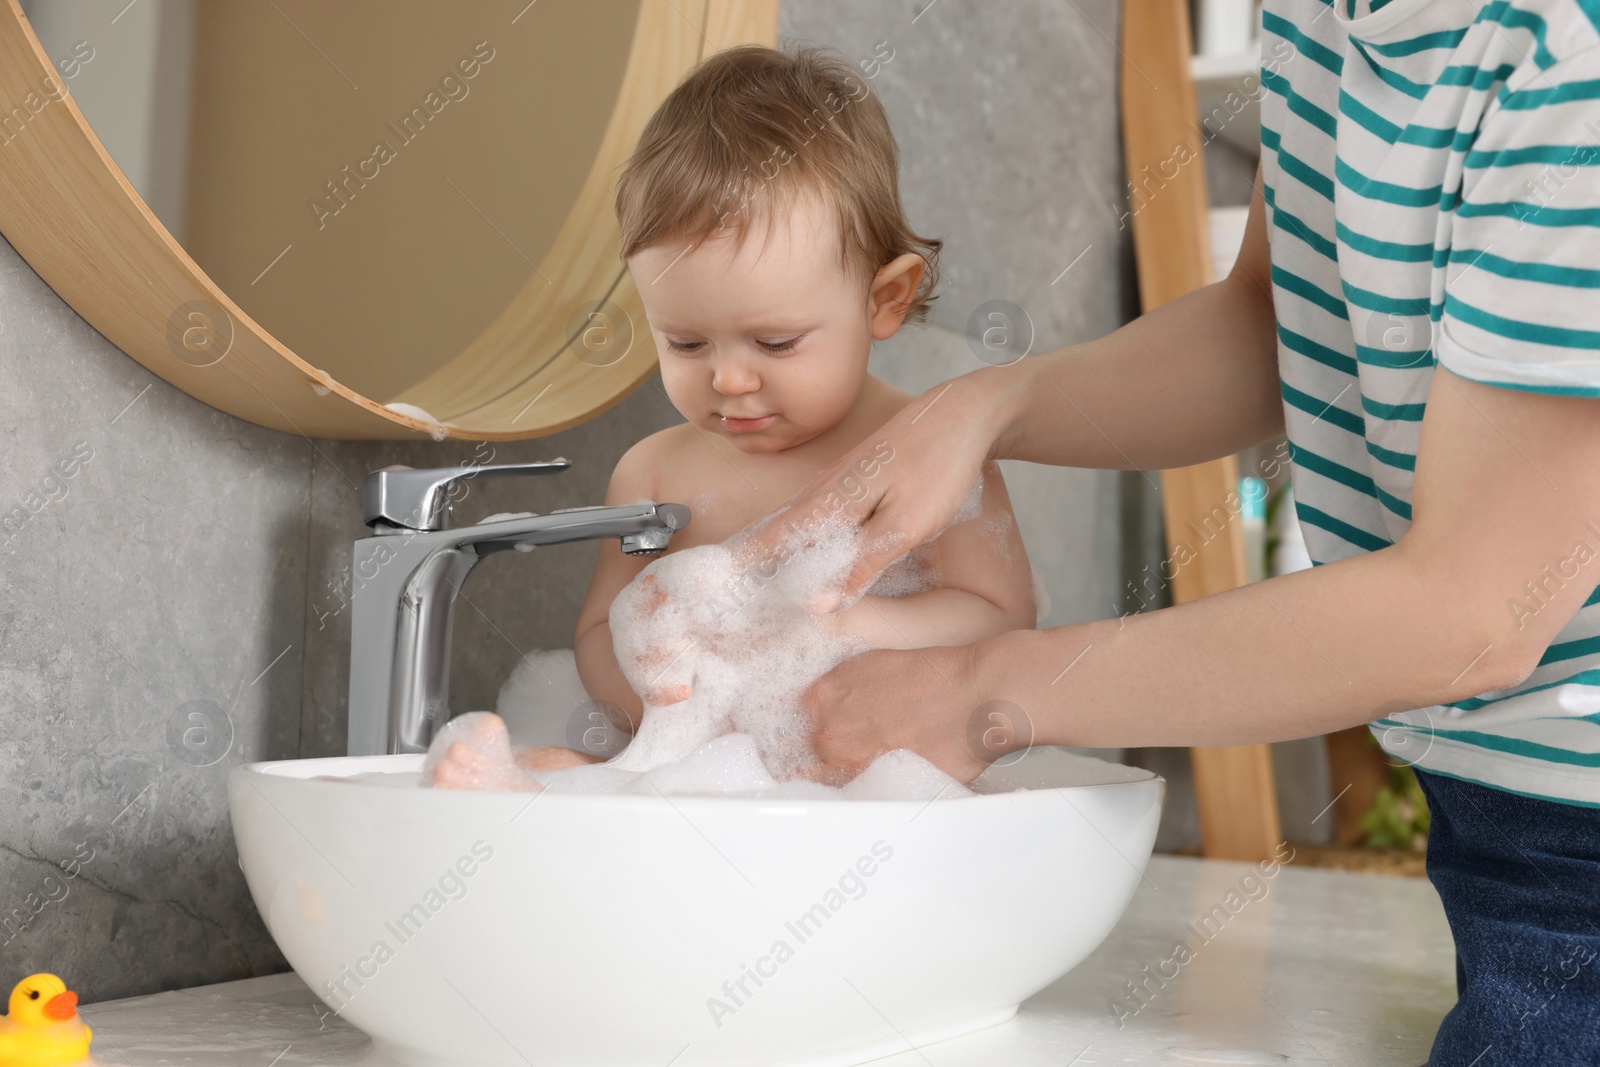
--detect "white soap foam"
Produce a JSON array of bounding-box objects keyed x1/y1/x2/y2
[
  {"x1": 384, "y1": 402, "x2": 449, "y2": 441},
  {"x1": 495, "y1": 649, "x2": 592, "y2": 747},
  {"x1": 409, "y1": 495, "x2": 989, "y2": 802},
  {"x1": 603, "y1": 515, "x2": 877, "y2": 779}
]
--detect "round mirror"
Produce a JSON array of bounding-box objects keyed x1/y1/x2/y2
[{"x1": 0, "y1": 0, "x2": 776, "y2": 438}]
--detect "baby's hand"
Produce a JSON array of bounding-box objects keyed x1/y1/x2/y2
[{"x1": 613, "y1": 574, "x2": 698, "y2": 706}]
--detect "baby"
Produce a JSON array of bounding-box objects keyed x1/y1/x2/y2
[{"x1": 429, "y1": 44, "x2": 1036, "y2": 790}]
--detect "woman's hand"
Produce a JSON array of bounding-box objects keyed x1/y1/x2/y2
[
  {"x1": 801, "y1": 642, "x2": 1014, "y2": 785},
  {"x1": 752, "y1": 369, "x2": 1018, "y2": 604}
]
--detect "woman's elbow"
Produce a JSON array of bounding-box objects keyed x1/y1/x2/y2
[{"x1": 1436, "y1": 607, "x2": 1546, "y2": 704}]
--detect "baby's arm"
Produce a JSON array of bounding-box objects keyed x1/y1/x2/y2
[
  {"x1": 573, "y1": 436, "x2": 681, "y2": 730},
  {"x1": 830, "y1": 461, "x2": 1035, "y2": 650}
]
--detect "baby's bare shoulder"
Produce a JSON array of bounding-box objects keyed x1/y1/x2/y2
[{"x1": 609, "y1": 424, "x2": 703, "y2": 501}]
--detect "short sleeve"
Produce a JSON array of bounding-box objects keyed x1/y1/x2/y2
[{"x1": 1440, "y1": 45, "x2": 1600, "y2": 396}]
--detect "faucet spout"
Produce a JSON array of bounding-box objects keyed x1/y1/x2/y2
[{"x1": 345, "y1": 463, "x2": 690, "y2": 757}]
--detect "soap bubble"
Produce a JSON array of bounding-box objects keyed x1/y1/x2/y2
[{"x1": 841, "y1": 749, "x2": 972, "y2": 802}]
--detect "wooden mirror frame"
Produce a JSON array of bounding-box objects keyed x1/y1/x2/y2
[{"x1": 0, "y1": 0, "x2": 778, "y2": 439}]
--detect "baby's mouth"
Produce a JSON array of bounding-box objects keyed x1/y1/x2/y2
[{"x1": 718, "y1": 413, "x2": 776, "y2": 433}]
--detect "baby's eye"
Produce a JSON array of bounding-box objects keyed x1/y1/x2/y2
[
  {"x1": 758, "y1": 336, "x2": 801, "y2": 353},
  {"x1": 665, "y1": 339, "x2": 704, "y2": 354}
]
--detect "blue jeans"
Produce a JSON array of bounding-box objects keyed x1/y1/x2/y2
[{"x1": 1414, "y1": 768, "x2": 1600, "y2": 1065}]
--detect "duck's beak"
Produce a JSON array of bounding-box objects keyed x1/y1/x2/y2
[{"x1": 43, "y1": 990, "x2": 77, "y2": 1020}]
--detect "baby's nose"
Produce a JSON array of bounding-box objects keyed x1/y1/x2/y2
[{"x1": 711, "y1": 359, "x2": 761, "y2": 395}]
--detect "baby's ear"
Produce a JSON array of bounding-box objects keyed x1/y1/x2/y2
[{"x1": 868, "y1": 253, "x2": 926, "y2": 340}]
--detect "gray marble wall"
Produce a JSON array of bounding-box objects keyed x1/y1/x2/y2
[
  {"x1": 0, "y1": 0, "x2": 1257, "y2": 1001},
  {"x1": 0, "y1": 230, "x2": 683, "y2": 999}
]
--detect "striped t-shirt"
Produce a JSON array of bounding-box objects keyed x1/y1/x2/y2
[{"x1": 1260, "y1": 0, "x2": 1600, "y2": 806}]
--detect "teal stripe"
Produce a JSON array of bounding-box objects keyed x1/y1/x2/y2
[
  {"x1": 1355, "y1": 344, "x2": 1435, "y2": 370},
  {"x1": 1465, "y1": 144, "x2": 1600, "y2": 169},
  {"x1": 1265, "y1": 173, "x2": 1338, "y2": 256},
  {"x1": 1273, "y1": 265, "x2": 1349, "y2": 319},
  {"x1": 1417, "y1": 728, "x2": 1600, "y2": 767},
  {"x1": 1281, "y1": 382, "x2": 1365, "y2": 436},
  {"x1": 1271, "y1": 203, "x2": 1337, "y2": 260},
  {"x1": 1349, "y1": 40, "x2": 1430, "y2": 99},
  {"x1": 1437, "y1": 61, "x2": 1519, "y2": 91},
  {"x1": 1261, "y1": 11, "x2": 1343, "y2": 75},
  {"x1": 1580, "y1": 0, "x2": 1600, "y2": 33},
  {"x1": 1366, "y1": 439, "x2": 1416, "y2": 472},
  {"x1": 1396, "y1": 124, "x2": 1459, "y2": 149},
  {"x1": 1479, "y1": 2, "x2": 1558, "y2": 69},
  {"x1": 1262, "y1": 128, "x2": 1337, "y2": 203},
  {"x1": 1450, "y1": 667, "x2": 1600, "y2": 712},
  {"x1": 1342, "y1": 279, "x2": 1431, "y2": 316},
  {"x1": 1375, "y1": 483, "x2": 1413, "y2": 520},
  {"x1": 1294, "y1": 501, "x2": 1393, "y2": 551},
  {"x1": 1278, "y1": 325, "x2": 1358, "y2": 375},
  {"x1": 1339, "y1": 89, "x2": 1404, "y2": 144},
  {"x1": 1362, "y1": 393, "x2": 1427, "y2": 421},
  {"x1": 1346, "y1": 46, "x2": 1507, "y2": 101},
  {"x1": 1539, "y1": 632, "x2": 1600, "y2": 666},
  {"x1": 1336, "y1": 158, "x2": 1442, "y2": 208},
  {"x1": 1337, "y1": 220, "x2": 1433, "y2": 263},
  {"x1": 1448, "y1": 247, "x2": 1600, "y2": 288},
  {"x1": 1455, "y1": 200, "x2": 1600, "y2": 227},
  {"x1": 1499, "y1": 79, "x2": 1600, "y2": 109},
  {"x1": 1365, "y1": 26, "x2": 1468, "y2": 57},
  {"x1": 1447, "y1": 294, "x2": 1600, "y2": 350},
  {"x1": 1280, "y1": 145, "x2": 1337, "y2": 201},
  {"x1": 1262, "y1": 67, "x2": 1339, "y2": 137},
  {"x1": 1288, "y1": 441, "x2": 1379, "y2": 500},
  {"x1": 1588, "y1": 585, "x2": 1600, "y2": 608},
  {"x1": 1455, "y1": 377, "x2": 1600, "y2": 398}
]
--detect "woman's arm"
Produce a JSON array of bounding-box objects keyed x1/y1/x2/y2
[
  {"x1": 804, "y1": 369, "x2": 1600, "y2": 782},
  {"x1": 757, "y1": 173, "x2": 1282, "y2": 595}
]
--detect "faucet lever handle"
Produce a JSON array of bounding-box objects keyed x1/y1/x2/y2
[{"x1": 364, "y1": 459, "x2": 572, "y2": 532}]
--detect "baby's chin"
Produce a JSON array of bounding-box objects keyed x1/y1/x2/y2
[{"x1": 710, "y1": 416, "x2": 817, "y2": 454}]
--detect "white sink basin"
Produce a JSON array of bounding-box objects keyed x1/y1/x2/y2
[{"x1": 229, "y1": 748, "x2": 1162, "y2": 1067}]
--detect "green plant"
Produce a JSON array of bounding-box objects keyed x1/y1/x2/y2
[{"x1": 1359, "y1": 761, "x2": 1431, "y2": 851}]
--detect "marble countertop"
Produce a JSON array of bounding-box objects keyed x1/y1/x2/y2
[{"x1": 79, "y1": 854, "x2": 1452, "y2": 1066}]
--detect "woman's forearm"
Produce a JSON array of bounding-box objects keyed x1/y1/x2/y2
[
  {"x1": 981, "y1": 273, "x2": 1283, "y2": 473},
  {"x1": 971, "y1": 544, "x2": 1531, "y2": 750}
]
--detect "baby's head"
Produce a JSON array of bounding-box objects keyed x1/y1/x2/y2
[{"x1": 616, "y1": 45, "x2": 941, "y2": 454}]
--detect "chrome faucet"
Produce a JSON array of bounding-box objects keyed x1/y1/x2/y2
[{"x1": 346, "y1": 459, "x2": 690, "y2": 757}]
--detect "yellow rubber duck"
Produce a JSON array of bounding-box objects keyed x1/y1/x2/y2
[{"x1": 0, "y1": 974, "x2": 92, "y2": 1067}]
